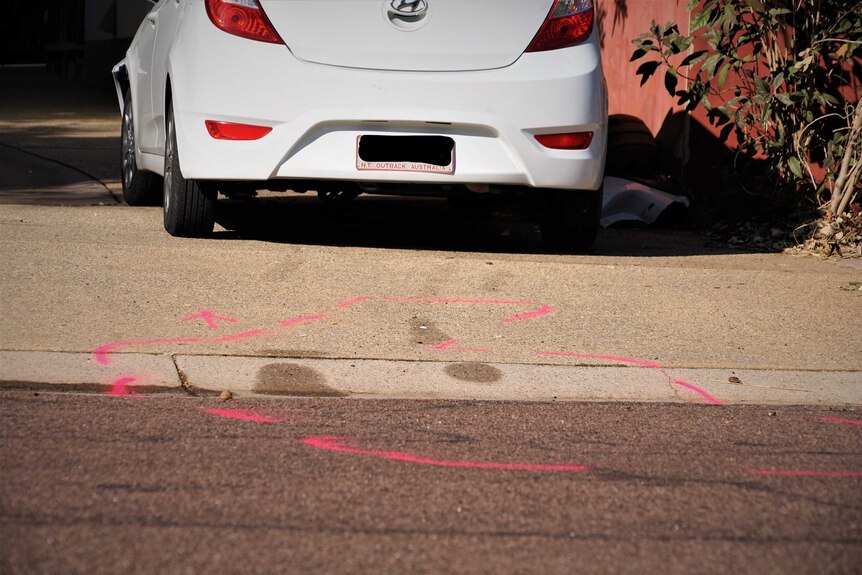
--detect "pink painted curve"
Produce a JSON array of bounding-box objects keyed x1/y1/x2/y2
[
  {"x1": 335, "y1": 296, "x2": 371, "y2": 308},
  {"x1": 501, "y1": 305, "x2": 553, "y2": 324},
  {"x1": 384, "y1": 297, "x2": 534, "y2": 305},
  {"x1": 671, "y1": 379, "x2": 726, "y2": 406},
  {"x1": 301, "y1": 436, "x2": 590, "y2": 471},
  {"x1": 107, "y1": 375, "x2": 137, "y2": 397},
  {"x1": 431, "y1": 338, "x2": 459, "y2": 350},
  {"x1": 536, "y1": 351, "x2": 663, "y2": 369},
  {"x1": 817, "y1": 417, "x2": 862, "y2": 426},
  {"x1": 94, "y1": 313, "x2": 326, "y2": 366},
  {"x1": 93, "y1": 337, "x2": 204, "y2": 365},
  {"x1": 203, "y1": 408, "x2": 284, "y2": 423},
  {"x1": 750, "y1": 469, "x2": 862, "y2": 478},
  {"x1": 214, "y1": 329, "x2": 267, "y2": 343},
  {"x1": 280, "y1": 314, "x2": 325, "y2": 328},
  {"x1": 429, "y1": 339, "x2": 494, "y2": 353}
]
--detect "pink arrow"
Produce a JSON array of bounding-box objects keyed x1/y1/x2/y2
[
  {"x1": 501, "y1": 305, "x2": 553, "y2": 324},
  {"x1": 181, "y1": 310, "x2": 239, "y2": 330}
]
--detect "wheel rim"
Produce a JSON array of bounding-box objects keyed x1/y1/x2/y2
[
  {"x1": 164, "y1": 111, "x2": 174, "y2": 214},
  {"x1": 121, "y1": 101, "x2": 135, "y2": 190}
]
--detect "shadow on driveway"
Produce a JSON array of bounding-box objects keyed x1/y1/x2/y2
[{"x1": 213, "y1": 194, "x2": 754, "y2": 258}]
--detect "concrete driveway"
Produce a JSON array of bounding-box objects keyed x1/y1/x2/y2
[{"x1": 1, "y1": 67, "x2": 861, "y2": 406}]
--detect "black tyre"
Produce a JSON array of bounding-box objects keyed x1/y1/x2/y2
[
  {"x1": 539, "y1": 187, "x2": 603, "y2": 252},
  {"x1": 163, "y1": 103, "x2": 216, "y2": 237},
  {"x1": 120, "y1": 89, "x2": 162, "y2": 206},
  {"x1": 605, "y1": 114, "x2": 660, "y2": 179}
]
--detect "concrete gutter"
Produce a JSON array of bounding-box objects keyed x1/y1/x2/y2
[{"x1": 2, "y1": 351, "x2": 859, "y2": 406}]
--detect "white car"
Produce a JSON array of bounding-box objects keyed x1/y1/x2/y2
[{"x1": 114, "y1": 0, "x2": 607, "y2": 250}]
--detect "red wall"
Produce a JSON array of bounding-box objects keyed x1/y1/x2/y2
[
  {"x1": 597, "y1": 0, "x2": 690, "y2": 137},
  {"x1": 597, "y1": 0, "x2": 733, "y2": 214}
]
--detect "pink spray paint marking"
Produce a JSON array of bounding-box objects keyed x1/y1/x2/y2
[
  {"x1": 536, "y1": 351, "x2": 663, "y2": 369},
  {"x1": 203, "y1": 408, "x2": 284, "y2": 423},
  {"x1": 106, "y1": 375, "x2": 138, "y2": 397},
  {"x1": 214, "y1": 329, "x2": 268, "y2": 343},
  {"x1": 431, "y1": 338, "x2": 460, "y2": 350},
  {"x1": 94, "y1": 337, "x2": 205, "y2": 366},
  {"x1": 817, "y1": 417, "x2": 862, "y2": 426},
  {"x1": 301, "y1": 436, "x2": 590, "y2": 472},
  {"x1": 335, "y1": 296, "x2": 371, "y2": 308},
  {"x1": 670, "y1": 380, "x2": 726, "y2": 406},
  {"x1": 181, "y1": 310, "x2": 238, "y2": 330},
  {"x1": 430, "y1": 339, "x2": 494, "y2": 354},
  {"x1": 94, "y1": 313, "x2": 325, "y2": 367},
  {"x1": 501, "y1": 305, "x2": 553, "y2": 324},
  {"x1": 280, "y1": 314, "x2": 325, "y2": 328},
  {"x1": 384, "y1": 297, "x2": 534, "y2": 305},
  {"x1": 536, "y1": 351, "x2": 725, "y2": 406},
  {"x1": 749, "y1": 469, "x2": 862, "y2": 478}
]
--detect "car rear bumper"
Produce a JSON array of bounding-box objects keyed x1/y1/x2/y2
[{"x1": 167, "y1": 8, "x2": 607, "y2": 191}]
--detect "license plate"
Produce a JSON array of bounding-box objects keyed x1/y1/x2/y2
[{"x1": 356, "y1": 135, "x2": 455, "y2": 174}]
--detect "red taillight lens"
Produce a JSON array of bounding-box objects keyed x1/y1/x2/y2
[
  {"x1": 535, "y1": 132, "x2": 593, "y2": 150},
  {"x1": 206, "y1": 120, "x2": 272, "y2": 140},
  {"x1": 526, "y1": 0, "x2": 594, "y2": 52},
  {"x1": 205, "y1": 0, "x2": 283, "y2": 44}
]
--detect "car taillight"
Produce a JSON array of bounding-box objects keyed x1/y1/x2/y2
[
  {"x1": 206, "y1": 120, "x2": 272, "y2": 140},
  {"x1": 535, "y1": 132, "x2": 593, "y2": 150},
  {"x1": 526, "y1": 0, "x2": 594, "y2": 52},
  {"x1": 205, "y1": 0, "x2": 283, "y2": 44}
]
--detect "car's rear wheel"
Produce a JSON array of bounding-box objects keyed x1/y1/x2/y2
[
  {"x1": 163, "y1": 103, "x2": 216, "y2": 237},
  {"x1": 539, "y1": 187, "x2": 602, "y2": 252},
  {"x1": 120, "y1": 89, "x2": 161, "y2": 206}
]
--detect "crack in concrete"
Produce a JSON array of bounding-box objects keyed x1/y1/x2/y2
[{"x1": 171, "y1": 355, "x2": 196, "y2": 397}]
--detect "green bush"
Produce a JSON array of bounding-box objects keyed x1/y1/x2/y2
[{"x1": 631, "y1": 0, "x2": 861, "y2": 249}]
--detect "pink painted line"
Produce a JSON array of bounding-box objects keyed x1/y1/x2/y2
[
  {"x1": 671, "y1": 379, "x2": 726, "y2": 406},
  {"x1": 431, "y1": 338, "x2": 459, "y2": 350},
  {"x1": 818, "y1": 417, "x2": 862, "y2": 426},
  {"x1": 181, "y1": 310, "x2": 238, "y2": 329},
  {"x1": 93, "y1": 337, "x2": 204, "y2": 365},
  {"x1": 202, "y1": 408, "x2": 284, "y2": 423},
  {"x1": 335, "y1": 296, "x2": 371, "y2": 308},
  {"x1": 107, "y1": 375, "x2": 137, "y2": 397},
  {"x1": 94, "y1": 315, "x2": 323, "y2": 366},
  {"x1": 429, "y1": 339, "x2": 494, "y2": 353},
  {"x1": 301, "y1": 436, "x2": 590, "y2": 472},
  {"x1": 384, "y1": 297, "x2": 534, "y2": 305},
  {"x1": 280, "y1": 314, "x2": 325, "y2": 328},
  {"x1": 213, "y1": 329, "x2": 267, "y2": 343},
  {"x1": 750, "y1": 469, "x2": 862, "y2": 478},
  {"x1": 501, "y1": 305, "x2": 553, "y2": 324},
  {"x1": 536, "y1": 351, "x2": 663, "y2": 369}
]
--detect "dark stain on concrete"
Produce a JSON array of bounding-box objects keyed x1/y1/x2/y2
[
  {"x1": 255, "y1": 363, "x2": 347, "y2": 397},
  {"x1": 444, "y1": 362, "x2": 503, "y2": 384},
  {"x1": 409, "y1": 317, "x2": 449, "y2": 345}
]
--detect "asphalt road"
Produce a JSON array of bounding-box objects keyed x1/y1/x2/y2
[{"x1": 2, "y1": 390, "x2": 861, "y2": 574}]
